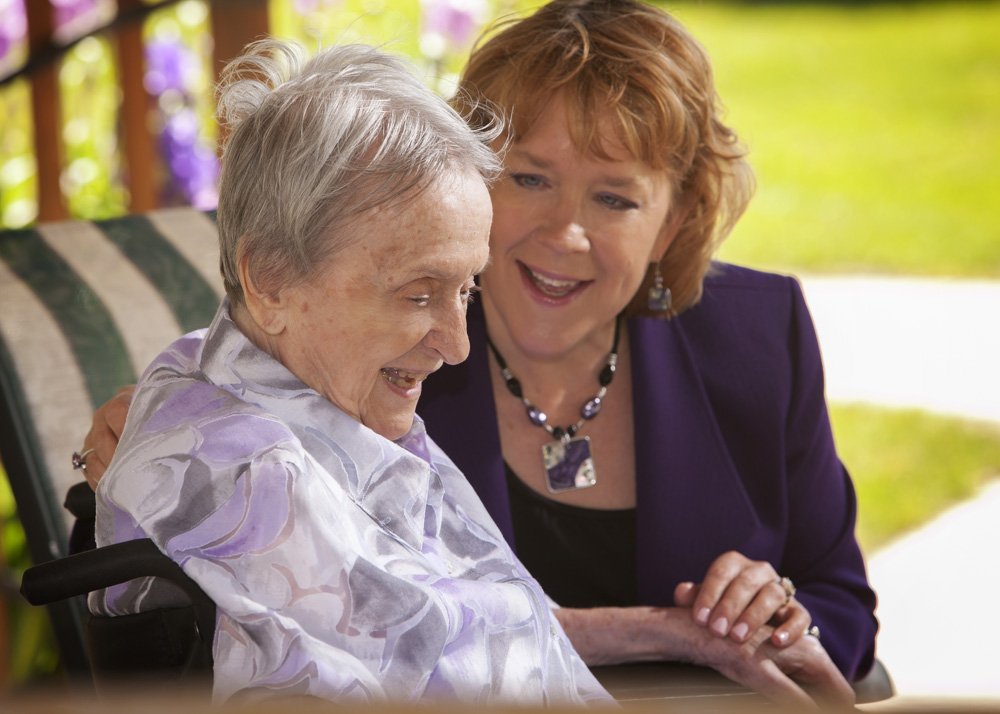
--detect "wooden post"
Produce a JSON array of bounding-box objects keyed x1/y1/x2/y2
[
  {"x1": 117, "y1": 0, "x2": 160, "y2": 212},
  {"x1": 209, "y1": 0, "x2": 270, "y2": 81},
  {"x1": 25, "y1": 1, "x2": 66, "y2": 222},
  {"x1": 209, "y1": 0, "x2": 270, "y2": 154}
]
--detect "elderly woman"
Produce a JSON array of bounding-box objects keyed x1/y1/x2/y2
[
  {"x1": 88, "y1": 39, "x2": 610, "y2": 705},
  {"x1": 82, "y1": 0, "x2": 874, "y2": 706}
]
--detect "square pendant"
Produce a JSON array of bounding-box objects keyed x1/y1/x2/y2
[{"x1": 543, "y1": 436, "x2": 597, "y2": 493}]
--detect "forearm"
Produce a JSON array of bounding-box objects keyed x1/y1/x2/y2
[{"x1": 554, "y1": 606, "x2": 701, "y2": 667}]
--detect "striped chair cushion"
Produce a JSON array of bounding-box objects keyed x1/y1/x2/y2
[{"x1": 0, "y1": 207, "x2": 223, "y2": 559}]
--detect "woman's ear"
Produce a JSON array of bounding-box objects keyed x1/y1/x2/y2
[{"x1": 237, "y1": 250, "x2": 287, "y2": 336}]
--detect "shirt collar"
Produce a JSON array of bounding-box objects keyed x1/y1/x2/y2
[{"x1": 197, "y1": 299, "x2": 443, "y2": 550}]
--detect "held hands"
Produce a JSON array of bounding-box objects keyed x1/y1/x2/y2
[
  {"x1": 687, "y1": 617, "x2": 854, "y2": 708},
  {"x1": 674, "y1": 551, "x2": 813, "y2": 649},
  {"x1": 555, "y1": 604, "x2": 853, "y2": 708},
  {"x1": 80, "y1": 385, "x2": 134, "y2": 490}
]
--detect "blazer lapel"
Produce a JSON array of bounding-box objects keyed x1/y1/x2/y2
[{"x1": 630, "y1": 316, "x2": 759, "y2": 605}]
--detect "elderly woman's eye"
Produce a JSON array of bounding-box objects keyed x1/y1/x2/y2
[
  {"x1": 410, "y1": 295, "x2": 431, "y2": 307},
  {"x1": 462, "y1": 285, "x2": 481, "y2": 304}
]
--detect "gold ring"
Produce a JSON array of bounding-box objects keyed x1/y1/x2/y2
[{"x1": 777, "y1": 576, "x2": 796, "y2": 606}]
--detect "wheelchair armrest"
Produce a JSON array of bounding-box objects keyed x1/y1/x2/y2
[
  {"x1": 853, "y1": 657, "x2": 895, "y2": 704},
  {"x1": 20, "y1": 538, "x2": 216, "y2": 644}
]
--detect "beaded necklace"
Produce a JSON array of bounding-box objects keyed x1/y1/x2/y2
[{"x1": 486, "y1": 315, "x2": 622, "y2": 493}]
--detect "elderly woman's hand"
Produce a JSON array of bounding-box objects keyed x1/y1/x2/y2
[
  {"x1": 81, "y1": 385, "x2": 134, "y2": 490},
  {"x1": 674, "y1": 550, "x2": 813, "y2": 649},
  {"x1": 697, "y1": 619, "x2": 854, "y2": 708},
  {"x1": 555, "y1": 605, "x2": 852, "y2": 708}
]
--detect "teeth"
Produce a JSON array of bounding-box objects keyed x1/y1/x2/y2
[
  {"x1": 380, "y1": 368, "x2": 425, "y2": 389},
  {"x1": 526, "y1": 267, "x2": 580, "y2": 296}
]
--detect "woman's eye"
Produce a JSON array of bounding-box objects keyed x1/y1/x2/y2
[
  {"x1": 596, "y1": 192, "x2": 638, "y2": 211},
  {"x1": 511, "y1": 173, "x2": 545, "y2": 189},
  {"x1": 409, "y1": 295, "x2": 431, "y2": 307}
]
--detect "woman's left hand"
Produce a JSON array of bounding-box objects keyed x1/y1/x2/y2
[{"x1": 673, "y1": 550, "x2": 812, "y2": 648}]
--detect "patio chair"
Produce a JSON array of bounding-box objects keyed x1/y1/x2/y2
[{"x1": 0, "y1": 207, "x2": 223, "y2": 682}]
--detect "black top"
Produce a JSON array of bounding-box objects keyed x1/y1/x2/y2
[{"x1": 505, "y1": 463, "x2": 637, "y2": 608}]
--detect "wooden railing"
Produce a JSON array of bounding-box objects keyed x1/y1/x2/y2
[
  {"x1": 1, "y1": 2, "x2": 271, "y2": 683},
  {"x1": 12, "y1": 0, "x2": 270, "y2": 222}
]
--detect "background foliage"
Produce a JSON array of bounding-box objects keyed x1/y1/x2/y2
[{"x1": 681, "y1": 1, "x2": 1000, "y2": 278}]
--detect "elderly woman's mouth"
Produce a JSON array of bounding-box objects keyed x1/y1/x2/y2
[{"x1": 380, "y1": 368, "x2": 429, "y2": 390}]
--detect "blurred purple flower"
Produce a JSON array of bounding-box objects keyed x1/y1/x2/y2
[
  {"x1": 146, "y1": 33, "x2": 218, "y2": 210},
  {"x1": 144, "y1": 38, "x2": 198, "y2": 95},
  {"x1": 0, "y1": 0, "x2": 27, "y2": 64},
  {"x1": 51, "y1": 0, "x2": 100, "y2": 35},
  {"x1": 292, "y1": 0, "x2": 320, "y2": 13},
  {"x1": 160, "y1": 108, "x2": 218, "y2": 209},
  {"x1": 421, "y1": 0, "x2": 485, "y2": 49},
  {"x1": 164, "y1": 107, "x2": 199, "y2": 147}
]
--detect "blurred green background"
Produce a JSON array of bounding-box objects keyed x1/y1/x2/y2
[
  {"x1": 1, "y1": 0, "x2": 998, "y2": 689},
  {"x1": 673, "y1": 0, "x2": 1000, "y2": 552}
]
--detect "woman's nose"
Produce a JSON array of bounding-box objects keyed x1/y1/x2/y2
[
  {"x1": 428, "y1": 303, "x2": 471, "y2": 365},
  {"x1": 537, "y1": 204, "x2": 590, "y2": 253}
]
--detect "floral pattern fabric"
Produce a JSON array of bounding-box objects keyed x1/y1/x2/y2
[{"x1": 91, "y1": 301, "x2": 611, "y2": 706}]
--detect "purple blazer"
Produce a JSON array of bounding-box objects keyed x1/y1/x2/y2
[{"x1": 418, "y1": 263, "x2": 878, "y2": 680}]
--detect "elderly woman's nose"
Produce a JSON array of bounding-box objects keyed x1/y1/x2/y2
[{"x1": 428, "y1": 303, "x2": 471, "y2": 365}]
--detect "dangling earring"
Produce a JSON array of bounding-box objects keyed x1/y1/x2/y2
[{"x1": 647, "y1": 262, "x2": 672, "y2": 313}]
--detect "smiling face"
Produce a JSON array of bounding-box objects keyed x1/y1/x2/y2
[
  {"x1": 260, "y1": 167, "x2": 492, "y2": 440},
  {"x1": 480, "y1": 95, "x2": 677, "y2": 361}
]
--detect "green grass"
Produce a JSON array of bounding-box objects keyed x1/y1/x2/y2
[
  {"x1": 668, "y1": 1, "x2": 1000, "y2": 278},
  {"x1": 830, "y1": 403, "x2": 1000, "y2": 552}
]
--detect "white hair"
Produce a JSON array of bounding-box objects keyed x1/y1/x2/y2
[{"x1": 215, "y1": 39, "x2": 503, "y2": 304}]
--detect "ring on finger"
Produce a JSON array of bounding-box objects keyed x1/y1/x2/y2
[
  {"x1": 805, "y1": 625, "x2": 820, "y2": 640},
  {"x1": 775, "y1": 576, "x2": 796, "y2": 606},
  {"x1": 72, "y1": 448, "x2": 95, "y2": 473}
]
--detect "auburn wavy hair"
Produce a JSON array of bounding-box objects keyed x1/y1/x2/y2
[{"x1": 452, "y1": 0, "x2": 755, "y2": 316}]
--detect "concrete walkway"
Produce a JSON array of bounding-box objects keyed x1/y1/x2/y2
[
  {"x1": 803, "y1": 275, "x2": 1000, "y2": 423},
  {"x1": 800, "y1": 275, "x2": 1000, "y2": 701}
]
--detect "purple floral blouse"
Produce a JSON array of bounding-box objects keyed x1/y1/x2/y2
[{"x1": 90, "y1": 302, "x2": 611, "y2": 706}]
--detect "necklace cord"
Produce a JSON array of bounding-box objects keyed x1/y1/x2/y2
[{"x1": 486, "y1": 314, "x2": 623, "y2": 441}]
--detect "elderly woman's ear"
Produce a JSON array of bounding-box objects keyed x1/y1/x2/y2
[{"x1": 236, "y1": 249, "x2": 287, "y2": 336}]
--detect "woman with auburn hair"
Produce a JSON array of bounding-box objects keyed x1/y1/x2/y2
[
  {"x1": 428, "y1": 0, "x2": 875, "y2": 702},
  {"x1": 81, "y1": 0, "x2": 874, "y2": 705}
]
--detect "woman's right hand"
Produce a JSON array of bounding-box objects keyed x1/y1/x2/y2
[
  {"x1": 674, "y1": 550, "x2": 813, "y2": 649},
  {"x1": 81, "y1": 385, "x2": 135, "y2": 490}
]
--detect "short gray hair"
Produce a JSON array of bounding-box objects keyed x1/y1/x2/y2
[{"x1": 215, "y1": 39, "x2": 503, "y2": 304}]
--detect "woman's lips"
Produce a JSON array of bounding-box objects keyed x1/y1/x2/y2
[
  {"x1": 518, "y1": 261, "x2": 590, "y2": 301},
  {"x1": 380, "y1": 368, "x2": 428, "y2": 393}
]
